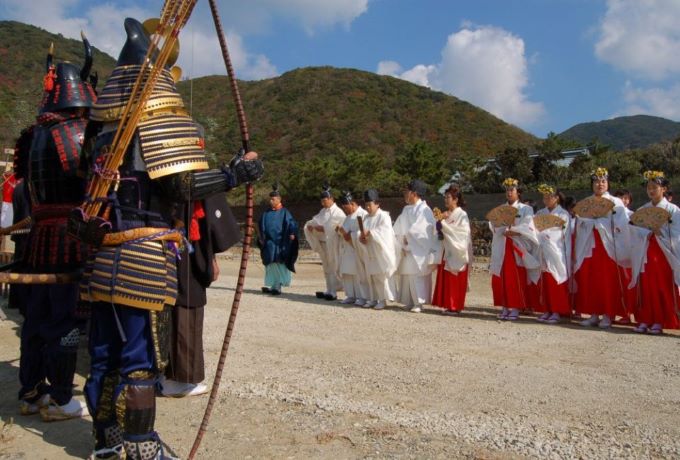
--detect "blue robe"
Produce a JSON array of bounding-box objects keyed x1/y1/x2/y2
[{"x1": 258, "y1": 206, "x2": 299, "y2": 272}]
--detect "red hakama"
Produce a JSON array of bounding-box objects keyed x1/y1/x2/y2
[
  {"x1": 492, "y1": 238, "x2": 532, "y2": 309},
  {"x1": 537, "y1": 272, "x2": 571, "y2": 315},
  {"x1": 636, "y1": 235, "x2": 680, "y2": 329},
  {"x1": 574, "y1": 230, "x2": 629, "y2": 318},
  {"x1": 432, "y1": 262, "x2": 468, "y2": 312}
]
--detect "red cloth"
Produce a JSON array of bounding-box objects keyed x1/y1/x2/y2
[
  {"x1": 492, "y1": 237, "x2": 532, "y2": 309},
  {"x1": 432, "y1": 262, "x2": 468, "y2": 312},
  {"x1": 2, "y1": 173, "x2": 16, "y2": 203},
  {"x1": 636, "y1": 235, "x2": 680, "y2": 329},
  {"x1": 537, "y1": 272, "x2": 571, "y2": 315},
  {"x1": 574, "y1": 230, "x2": 630, "y2": 317},
  {"x1": 188, "y1": 201, "x2": 205, "y2": 242}
]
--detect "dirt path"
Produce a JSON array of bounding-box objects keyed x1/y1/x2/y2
[{"x1": 1, "y1": 254, "x2": 679, "y2": 459}]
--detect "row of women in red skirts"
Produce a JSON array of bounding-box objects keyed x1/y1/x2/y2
[{"x1": 430, "y1": 178, "x2": 680, "y2": 334}]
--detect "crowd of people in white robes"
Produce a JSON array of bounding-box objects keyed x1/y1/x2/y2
[{"x1": 303, "y1": 169, "x2": 680, "y2": 335}]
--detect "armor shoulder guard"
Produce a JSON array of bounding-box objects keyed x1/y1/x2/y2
[
  {"x1": 48, "y1": 118, "x2": 87, "y2": 174},
  {"x1": 137, "y1": 112, "x2": 209, "y2": 179}
]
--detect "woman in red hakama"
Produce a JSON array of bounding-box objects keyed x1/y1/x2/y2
[
  {"x1": 490, "y1": 178, "x2": 539, "y2": 321},
  {"x1": 573, "y1": 168, "x2": 632, "y2": 329},
  {"x1": 534, "y1": 185, "x2": 572, "y2": 324},
  {"x1": 630, "y1": 172, "x2": 680, "y2": 334},
  {"x1": 432, "y1": 185, "x2": 472, "y2": 314}
]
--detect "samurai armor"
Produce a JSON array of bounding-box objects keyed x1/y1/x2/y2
[{"x1": 80, "y1": 240, "x2": 177, "y2": 311}]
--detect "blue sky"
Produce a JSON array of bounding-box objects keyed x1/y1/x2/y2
[{"x1": 2, "y1": 0, "x2": 680, "y2": 137}]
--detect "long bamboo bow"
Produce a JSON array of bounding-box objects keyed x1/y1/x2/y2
[{"x1": 188, "y1": 1, "x2": 256, "y2": 457}]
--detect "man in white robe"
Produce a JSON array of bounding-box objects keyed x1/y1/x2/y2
[
  {"x1": 355, "y1": 189, "x2": 397, "y2": 309},
  {"x1": 304, "y1": 186, "x2": 346, "y2": 300},
  {"x1": 393, "y1": 180, "x2": 438, "y2": 312},
  {"x1": 336, "y1": 191, "x2": 369, "y2": 305}
]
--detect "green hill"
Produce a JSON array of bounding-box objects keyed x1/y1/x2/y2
[
  {"x1": 176, "y1": 67, "x2": 537, "y2": 165},
  {"x1": 560, "y1": 115, "x2": 680, "y2": 151},
  {"x1": 1, "y1": 21, "x2": 536, "y2": 160},
  {"x1": 0, "y1": 21, "x2": 117, "y2": 149}
]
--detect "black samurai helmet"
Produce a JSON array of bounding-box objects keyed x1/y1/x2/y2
[{"x1": 39, "y1": 32, "x2": 96, "y2": 114}]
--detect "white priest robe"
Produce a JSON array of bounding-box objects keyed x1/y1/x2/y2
[
  {"x1": 338, "y1": 206, "x2": 369, "y2": 300},
  {"x1": 393, "y1": 199, "x2": 438, "y2": 306},
  {"x1": 354, "y1": 208, "x2": 398, "y2": 302},
  {"x1": 303, "y1": 203, "x2": 346, "y2": 295}
]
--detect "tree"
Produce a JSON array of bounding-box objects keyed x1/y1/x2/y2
[
  {"x1": 532, "y1": 132, "x2": 579, "y2": 184},
  {"x1": 495, "y1": 147, "x2": 533, "y2": 185},
  {"x1": 394, "y1": 142, "x2": 450, "y2": 192}
]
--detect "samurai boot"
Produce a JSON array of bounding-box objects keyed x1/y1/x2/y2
[
  {"x1": 91, "y1": 424, "x2": 125, "y2": 460},
  {"x1": 117, "y1": 371, "x2": 168, "y2": 460}
]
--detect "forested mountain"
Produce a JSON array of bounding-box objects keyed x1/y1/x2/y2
[
  {"x1": 560, "y1": 115, "x2": 680, "y2": 151},
  {"x1": 0, "y1": 21, "x2": 117, "y2": 149},
  {"x1": 0, "y1": 20, "x2": 537, "y2": 198}
]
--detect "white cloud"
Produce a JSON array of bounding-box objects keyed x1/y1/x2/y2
[
  {"x1": 267, "y1": 0, "x2": 368, "y2": 32},
  {"x1": 2, "y1": 0, "x2": 89, "y2": 38},
  {"x1": 179, "y1": 29, "x2": 277, "y2": 80},
  {"x1": 0, "y1": 0, "x2": 280, "y2": 79},
  {"x1": 595, "y1": 0, "x2": 680, "y2": 81},
  {"x1": 376, "y1": 25, "x2": 545, "y2": 129},
  {"x1": 617, "y1": 81, "x2": 680, "y2": 120},
  {"x1": 376, "y1": 60, "x2": 402, "y2": 76},
  {"x1": 1, "y1": 0, "x2": 370, "y2": 78}
]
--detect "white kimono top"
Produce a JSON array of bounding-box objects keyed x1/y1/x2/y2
[
  {"x1": 338, "y1": 206, "x2": 368, "y2": 277},
  {"x1": 354, "y1": 208, "x2": 398, "y2": 277},
  {"x1": 303, "y1": 203, "x2": 345, "y2": 273},
  {"x1": 436, "y1": 207, "x2": 473, "y2": 274},
  {"x1": 393, "y1": 199, "x2": 438, "y2": 275},
  {"x1": 628, "y1": 198, "x2": 680, "y2": 287},
  {"x1": 573, "y1": 192, "x2": 631, "y2": 273},
  {"x1": 536, "y1": 205, "x2": 572, "y2": 284},
  {"x1": 489, "y1": 200, "x2": 540, "y2": 284}
]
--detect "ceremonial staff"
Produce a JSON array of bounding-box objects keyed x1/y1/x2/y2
[{"x1": 189, "y1": 0, "x2": 256, "y2": 457}]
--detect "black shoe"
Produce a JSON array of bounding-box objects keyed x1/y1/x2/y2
[
  {"x1": 315, "y1": 291, "x2": 326, "y2": 299},
  {"x1": 324, "y1": 294, "x2": 337, "y2": 301},
  {"x1": 261, "y1": 287, "x2": 271, "y2": 293},
  {"x1": 270, "y1": 288, "x2": 281, "y2": 295}
]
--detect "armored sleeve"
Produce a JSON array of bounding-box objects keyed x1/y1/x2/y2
[{"x1": 158, "y1": 156, "x2": 264, "y2": 201}]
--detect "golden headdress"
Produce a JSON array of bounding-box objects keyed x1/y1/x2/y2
[
  {"x1": 643, "y1": 170, "x2": 665, "y2": 183},
  {"x1": 590, "y1": 167, "x2": 608, "y2": 180},
  {"x1": 502, "y1": 177, "x2": 519, "y2": 189},
  {"x1": 537, "y1": 183, "x2": 556, "y2": 195}
]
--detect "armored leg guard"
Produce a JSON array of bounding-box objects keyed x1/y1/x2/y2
[
  {"x1": 118, "y1": 370, "x2": 160, "y2": 460},
  {"x1": 89, "y1": 370, "x2": 123, "y2": 451}
]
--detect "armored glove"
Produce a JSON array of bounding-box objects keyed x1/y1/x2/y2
[{"x1": 222, "y1": 149, "x2": 264, "y2": 186}]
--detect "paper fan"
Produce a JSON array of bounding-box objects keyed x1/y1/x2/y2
[
  {"x1": 630, "y1": 207, "x2": 671, "y2": 232},
  {"x1": 573, "y1": 196, "x2": 614, "y2": 219},
  {"x1": 486, "y1": 204, "x2": 518, "y2": 227},
  {"x1": 432, "y1": 207, "x2": 445, "y2": 221},
  {"x1": 533, "y1": 214, "x2": 566, "y2": 232}
]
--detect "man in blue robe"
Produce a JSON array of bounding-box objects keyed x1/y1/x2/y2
[{"x1": 258, "y1": 185, "x2": 299, "y2": 295}]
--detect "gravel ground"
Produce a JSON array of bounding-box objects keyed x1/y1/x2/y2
[{"x1": 1, "y1": 251, "x2": 679, "y2": 459}]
